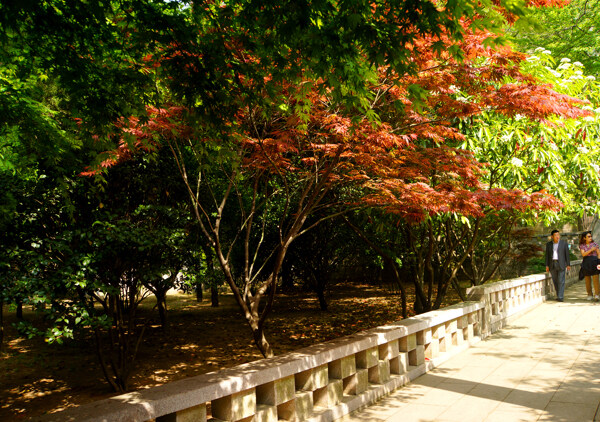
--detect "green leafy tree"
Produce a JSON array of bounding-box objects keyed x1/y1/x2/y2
[
  {"x1": 509, "y1": 0, "x2": 600, "y2": 76},
  {"x1": 68, "y1": 153, "x2": 197, "y2": 391},
  {"x1": 459, "y1": 49, "x2": 600, "y2": 227},
  {"x1": 452, "y1": 49, "x2": 600, "y2": 285}
]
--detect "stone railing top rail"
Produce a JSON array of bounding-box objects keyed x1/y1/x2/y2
[
  {"x1": 466, "y1": 274, "x2": 549, "y2": 297},
  {"x1": 466, "y1": 259, "x2": 582, "y2": 297}
]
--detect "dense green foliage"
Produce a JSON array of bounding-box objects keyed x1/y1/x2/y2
[{"x1": 509, "y1": 0, "x2": 600, "y2": 76}]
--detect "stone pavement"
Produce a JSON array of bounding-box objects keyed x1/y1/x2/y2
[{"x1": 341, "y1": 280, "x2": 600, "y2": 422}]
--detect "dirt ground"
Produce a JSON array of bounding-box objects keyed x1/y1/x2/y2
[{"x1": 0, "y1": 283, "x2": 462, "y2": 420}]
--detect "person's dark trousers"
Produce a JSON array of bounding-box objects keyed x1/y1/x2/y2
[{"x1": 550, "y1": 259, "x2": 566, "y2": 300}]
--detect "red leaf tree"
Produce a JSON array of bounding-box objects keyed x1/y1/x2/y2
[{"x1": 85, "y1": 5, "x2": 587, "y2": 355}]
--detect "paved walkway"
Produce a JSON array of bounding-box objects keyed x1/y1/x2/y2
[{"x1": 343, "y1": 281, "x2": 600, "y2": 422}]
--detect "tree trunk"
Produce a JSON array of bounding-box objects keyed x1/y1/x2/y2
[
  {"x1": 252, "y1": 323, "x2": 274, "y2": 358},
  {"x1": 16, "y1": 300, "x2": 23, "y2": 319},
  {"x1": 433, "y1": 277, "x2": 449, "y2": 310},
  {"x1": 156, "y1": 291, "x2": 168, "y2": 329},
  {"x1": 389, "y1": 262, "x2": 408, "y2": 319},
  {"x1": 316, "y1": 283, "x2": 328, "y2": 311},
  {"x1": 96, "y1": 325, "x2": 137, "y2": 393},
  {"x1": 200, "y1": 243, "x2": 219, "y2": 307},
  {"x1": 92, "y1": 284, "x2": 147, "y2": 394},
  {"x1": 195, "y1": 283, "x2": 203, "y2": 302},
  {"x1": 280, "y1": 263, "x2": 294, "y2": 292},
  {"x1": 94, "y1": 328, "x2": 120, "y2": 392},
  {"x1": 414, "y1": 293, "x2": 426, "y2": 314},
  {"x1": 211, "y1": 285, "x2": 219, "y2": 307}
]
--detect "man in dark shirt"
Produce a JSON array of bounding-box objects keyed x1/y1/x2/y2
[{"x1": 545, "y1": 229, "x2": 571, "y2": 302}]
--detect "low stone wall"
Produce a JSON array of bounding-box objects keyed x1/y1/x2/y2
[
  {"x1": 31, "y1": 262, "x2": 581, "y2": 422},
  {"x1": 466, "y1": 260, "x2": 581, "y2": 336}
]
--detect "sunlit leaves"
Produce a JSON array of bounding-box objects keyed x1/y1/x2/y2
[
  {"x1": 460, "y1": 50, "x2": 600, "y2": 224},
  {"x1": 509, "y1": 0, "x2": 600, "y2": 77}
]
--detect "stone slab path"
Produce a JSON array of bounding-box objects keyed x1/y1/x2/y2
[{"x1": 341, "y1": 281, "x2": 600, "y2": 422}]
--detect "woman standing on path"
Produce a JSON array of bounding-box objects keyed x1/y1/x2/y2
[{"x1": 578, "y1": 231, "x2": 600, "y2": 300}]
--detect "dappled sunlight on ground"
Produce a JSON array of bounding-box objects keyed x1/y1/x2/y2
[{"x1": 16, "y1": 379, "x2": 69, "y2": 401}]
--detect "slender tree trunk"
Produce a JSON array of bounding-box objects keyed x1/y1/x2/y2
[
  {"x1": 251, "y1": 322, "x2": 274, "y2": 358},
  {"x1": 280, "y1": 263, "x2": 294, "y2": 292},
  {"x1": 433, "y1": 271, "x2": 448, "y2": 310},
  {"x1": 315, "y1": 278, "x2": 328, "y2": 311},
  {"x1": 195, "y1": 283, "x2": 203, "y2": 302},
  {"x1": 156, "y1": 290, "x2": 168, "y2": 329},
  {"x1": 451, "y1": 278, "x2": 466, "y2": 301},
  {"x1": 405, "y1": 227, "x2": 431, "y2": 314},
  {"x1": 211, "y1": 285, "x2": 219, "y2": 307},
  {"x1": 389, "y1": 262, "x2": 408, "y2": 319},
  {"x1": 425, "y1": 221, "x2": 435, "y2": 309},
  {"x1": 16, "y1": 300, "x2": 23, "y2": 319},
  {"x1": 94, "y1": 328, "x2": 120, "y2": 392},
  {"x1": 93, "y1": 286, "x2": 146, "y2": 393},
  {"x1": 113, "y1": 322, "x2": 129, "y2": 392},
  {"x1": 414, "y1": 290, "x2": 426, "y2": 314},
  {"x1": 201, "y1": 244, "x2": 219, "y2": 307}
]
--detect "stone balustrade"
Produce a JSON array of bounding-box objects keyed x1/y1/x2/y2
[
  {"x1": 466, "y1": 260, "x2": 581, "y2": 335},
  {"x1": 31, "y1": 262, "x2": 581, "y2": 422}
]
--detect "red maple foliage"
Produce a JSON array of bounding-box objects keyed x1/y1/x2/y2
[
  {"x1": 84, "y1": 22, "x2": 588, "y2": 220},
  {"x1": 228, "y1": 25, "x2": 586, "y2": 221},
  {"x1": 81, "y1": 106, "x2": 190, "y2": 176}
]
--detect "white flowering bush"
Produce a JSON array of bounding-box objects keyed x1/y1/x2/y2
[{"x1": 459, "y1": 50, "x2": 600, "y2": 225}]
